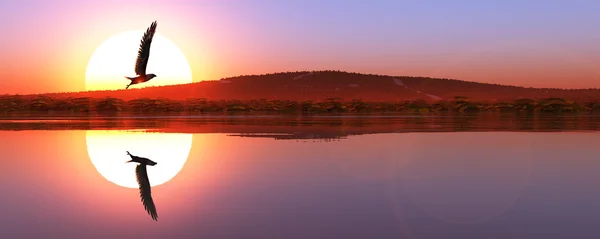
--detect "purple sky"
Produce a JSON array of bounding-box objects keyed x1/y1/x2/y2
[{"x1": 1, "y1": 0, "x2": 600, "y2": 93}]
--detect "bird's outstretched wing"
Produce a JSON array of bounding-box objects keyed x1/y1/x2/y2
[
  {"x1": 134, "y1": 21, "x2": 157, "y2": 76},
  {"x1": 136, "y1": 164, "x2": 158, "y2": 221}
]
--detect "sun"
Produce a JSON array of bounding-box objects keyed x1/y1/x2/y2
[
  {"x1": 85, "y1": 130, "x2": 193, "y2": 188},
  {"x1": 85, "y1": 30, "x2": 193, "y2": 91}
]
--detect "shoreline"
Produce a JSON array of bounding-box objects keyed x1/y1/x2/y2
[
  {"x1": 1, "y1": 95, "x2": 600, "y2": 115},
  {"x1": 1, "y1": 111, "x2": 599, "y2": 119},
  {"x1": 0, "y1": 113, "x2": 597, "y2": 135}
]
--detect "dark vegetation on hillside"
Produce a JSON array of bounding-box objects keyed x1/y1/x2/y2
[
  {"x1": 35, "y1": 71, "x2": 600, "y2": 102},
  {"x1": 1, "y1": 95, "x2": 599, "y2": 115},
  {"x1": 2, "y1": 71, "x2": 599, "y2": 115}
]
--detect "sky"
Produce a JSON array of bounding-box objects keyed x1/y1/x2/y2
[{"x1": 1, "y1": 0, "x2": 600, "y2": 94}]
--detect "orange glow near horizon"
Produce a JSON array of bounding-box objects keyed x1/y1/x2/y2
[{"x1": 2, "y1": 2, "x2": 600, "y2": 94}]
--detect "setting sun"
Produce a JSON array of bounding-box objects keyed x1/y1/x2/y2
[{"x1": 85, "y1": 30, "x2": 192, "y2": 91}]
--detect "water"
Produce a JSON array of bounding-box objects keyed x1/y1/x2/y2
[{"x1": 1, "y1": 115, "x2": 599, "y2": 239}]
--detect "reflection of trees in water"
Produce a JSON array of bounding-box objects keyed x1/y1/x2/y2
[
  {"x1": 537, "y1": 114, "x2": 567, "y2": 131},
  {"x1": 514, "y1": 113, "x2": 535, "y2": 131},
  {"x1": 533, "y1": 114, "x2": 596, "y2": 131},
  {"x1": 0, "y1": 120, "x2": 92, "y2": 130},
  {"x1": 2, "y1": 115, "x2": 599, "y2": 139},
  {"x1": 229, "y1": 133, "x2": 347, "y2": 141},
  {"x1": 452, "y1": 115, "x2": 477, "y2": 132}
]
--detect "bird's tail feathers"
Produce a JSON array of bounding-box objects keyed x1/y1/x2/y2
[{"x1": 124, "y1": 77, "x2": 136, "y2": 89}]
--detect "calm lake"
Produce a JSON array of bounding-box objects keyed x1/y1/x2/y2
[{"x1": 1, "y1": 114, "x2": 599, "y2": 239}]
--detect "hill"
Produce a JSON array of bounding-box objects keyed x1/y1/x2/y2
[{"x1": 35, "y1": 70, "x2": 600, "y2": 102}]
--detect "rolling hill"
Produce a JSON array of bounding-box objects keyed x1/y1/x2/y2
[{"x1": 23, "y1": 70, "x2": 600, "y2": 102}]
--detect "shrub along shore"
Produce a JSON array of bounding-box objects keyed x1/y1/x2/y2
[{"x1": 1, "y1": 95, "x2": 599, "y2": 115}]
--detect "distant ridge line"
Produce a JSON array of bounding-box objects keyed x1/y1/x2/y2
[{"x1": 5, "y1": 70, "x2": 600, "y2": 102}]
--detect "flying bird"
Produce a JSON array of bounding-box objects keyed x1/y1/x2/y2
[
  {"x1": 126, "y1": 151, "x2": 158, "y2": 221},
  {"x1": 125, "y1": 21, "x2": 158, "y2": 89}
]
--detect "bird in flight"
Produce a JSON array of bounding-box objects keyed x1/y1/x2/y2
[
  {"x1": 125, "y1": 21, "x2": 158, "y2": 89},
  {"x1": 126, "y1": 151, "x2": 158, "y2": 221}
]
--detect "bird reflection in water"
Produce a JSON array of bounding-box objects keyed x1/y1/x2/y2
[{"x1": 126, "y1": 151, "x2": 159, "y2": 221}]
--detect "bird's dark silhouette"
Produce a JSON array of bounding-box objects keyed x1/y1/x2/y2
[
  {"x1": 125, "y1": 21, "x2": 158, "y2": 89},
  {"x1": 126, "y1": 151, "x2": 158, "y2": 221}
]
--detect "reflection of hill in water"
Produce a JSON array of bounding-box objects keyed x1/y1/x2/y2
[
  {"x1": 0, "y1": 114, "x2": 598, "y2": 140},
  {"x1": 227, "y1": 133, "x2": 346, "y2": 141}
]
